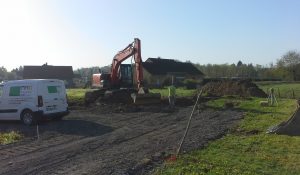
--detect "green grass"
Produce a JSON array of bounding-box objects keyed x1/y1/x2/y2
[
  {"x1": 0, "y1": 131, "x2": 22, "y2": 145},
  {"x1": 67, "y1": 88, "x2": 92, "y2": 105},
  {"x1": 150, "y1": 88, "x2": 197, "y2": 98},
  {"x1": 157, "y1": 97, "x2": 299, "y2": 175},
  {"x1": 257, "y1": 81, "x2": 300, "y2": 99}
]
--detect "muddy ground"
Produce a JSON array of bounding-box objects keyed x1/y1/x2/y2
[{"x1": 0, "y1": 104, "x2": 243, "y2": 175}]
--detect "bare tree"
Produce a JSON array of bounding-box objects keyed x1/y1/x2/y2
[{"x1": 277, "y1": 50, "x2": 300, "y2": 81}]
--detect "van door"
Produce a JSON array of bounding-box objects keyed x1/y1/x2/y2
[
  {"x1": 0, "y1": 85, "x2": 6, "y2": 119},
  {"x1": 42, "y1": 81, "x2": 67, "y2": 114},
  {"x1": 3, "y1": 84, "x2": 34, "y2": 120},
  {"x1": 0, "y1": 85, "x2": 20, "y2": 120}
]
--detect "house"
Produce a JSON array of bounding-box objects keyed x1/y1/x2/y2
[
  {"x1": 139, "y1": 58, "x2": 204, "y2": 87},
  {"x1": 23, "y1": 64, "x2": 74, "y2": 87}
]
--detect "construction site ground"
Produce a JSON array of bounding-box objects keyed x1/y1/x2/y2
[{"x1": 0, "y1": 103, "x2": 243, "y2": 175}]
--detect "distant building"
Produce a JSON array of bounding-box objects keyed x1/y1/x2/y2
[
  {"x1": 23, "y1": 65, "x2": 74, "y2": 87},
  {"x1": 137, "y1": 58, "x2": 204, "y2": 87}
]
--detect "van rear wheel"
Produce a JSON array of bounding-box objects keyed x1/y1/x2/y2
[{"x1": 21, "y1": 110, "x2": 36, "y2": 125}]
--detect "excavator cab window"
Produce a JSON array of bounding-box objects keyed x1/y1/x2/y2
[{"x1": 119, "y1": 64, "x2": 133, "y2": 88}]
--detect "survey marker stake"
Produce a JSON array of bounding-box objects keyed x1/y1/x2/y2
[
  {"x1": 36, "y1": 124, "x2": 40, "y2": 140},
  {"x1": 176, "y1": 90, "x2": 203, "y2": 157}
]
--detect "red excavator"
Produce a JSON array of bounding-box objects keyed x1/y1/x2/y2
[
  {"x1": 92, "y1": 38, "x2": 143, "y2": 90},
  {"x1": 86, "y1": 38, "x2": 160, "y2": 105}
]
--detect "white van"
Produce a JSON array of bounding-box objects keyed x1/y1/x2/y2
[{"x1": 0, "y1": 79, "x2": 69, "y2": 125}]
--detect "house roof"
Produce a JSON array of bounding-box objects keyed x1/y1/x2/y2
[
  {"x1": 142, "y1": 58, "x2": 204, "y2": 76},
  {"x1": 23, "y1": 65, "x2": 74, "y2": 79}
]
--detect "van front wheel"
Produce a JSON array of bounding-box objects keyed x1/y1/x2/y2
[{"x1": 21, "y1": 110, "x2": 36, "y2": 125}]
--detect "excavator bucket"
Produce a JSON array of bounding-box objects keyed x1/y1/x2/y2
[{"x1": 131, "y1": 93, "x2": 161, "y2": 105}]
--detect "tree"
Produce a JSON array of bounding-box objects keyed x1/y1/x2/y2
[
  {"x1": 0, "y1": 66, "x2": 8, "y2": 81},
  {"x1": 11, "y1": 66, "x2": 23, "y2": 79},
  {"x1": 6, "y1": 72, "x2": 17, "y2": 80},
  {"x1": 277, "y1": 50, "x2": 300, "y2": 81},
  {"x1": 237, "y1": 60, "x2": 243, "y2": 67}
]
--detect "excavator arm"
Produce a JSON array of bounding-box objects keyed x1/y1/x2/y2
[
  {"x1": 88, "y1": 38, "x2": 161, "y2": 105},
  {"x1": 110, "y1": 38, "x2": 143, "y2": 89}
]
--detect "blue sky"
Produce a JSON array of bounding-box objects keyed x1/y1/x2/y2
[{"x1": 0, "y1": 0, "x2": 299, "y2": 70}]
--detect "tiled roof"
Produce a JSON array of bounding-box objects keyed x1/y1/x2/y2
[{"x1": 23, "y1": 65, "x2": 74, "y2": 79}]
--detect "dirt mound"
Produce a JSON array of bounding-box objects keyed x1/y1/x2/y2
[
  {"x1": 85, "y1": 89, "x2": 135, "y2": 106},
  {"x1": 84, "y1": 89, "x2": 106, "y2": 105},
  {"x1": 202, "y1": 80, "x2": 267, "y2": 98}
]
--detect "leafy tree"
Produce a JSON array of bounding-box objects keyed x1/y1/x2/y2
[
  {"x1": 195, "y1": 62, "x2": 281, "y2": 80},
  {"x1": 0, "y1": 66, "x2": 8, "y2": 81},
  {"x1": 11, "y1": 66, "x2": 23, "y2": 79},
  {"x1": 237, "y1": 60, "x2": 243, "y2": 67},
  {"x1": 6, "y1": 72, "x2": 17, "y2": 80}
]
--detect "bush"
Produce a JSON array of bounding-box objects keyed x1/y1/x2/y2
[{"x1": 0, "y1": 131, "x2": 22, "y2": 144}]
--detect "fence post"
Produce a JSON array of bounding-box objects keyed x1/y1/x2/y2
[
  {"x1": 292, "y1": 89, "x2": 295, "y2": 99},
  {"x1": 277, "y1": 88, "x2": 280, "y2": 98}
]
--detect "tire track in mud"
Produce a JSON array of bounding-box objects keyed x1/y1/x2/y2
[
  {"x1": 0, "y1": 135, "x2": 82, "y2": 160},
  {"x1": 41, "y1": 110, "x2": 242, "y2": 175},
  {"x1": 0, "y1": 108, "x2": 244, "y2": 175},
  {"x1": 0, "y1": 110, "x2": 182, "y2": 174}
]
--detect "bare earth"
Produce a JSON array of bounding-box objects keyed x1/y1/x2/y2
[{"x1": 0, "y1": 105, "x2": 243, "y2": 175}]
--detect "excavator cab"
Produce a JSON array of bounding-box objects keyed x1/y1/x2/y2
[{"x1": 119, "y1": 64, "x2": 133, "y2": 88}]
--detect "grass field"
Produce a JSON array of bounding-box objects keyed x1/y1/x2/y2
[
  {"x1": 156, "y1": 97, "x2": 299, "y2": 175},
  {"x1": 67, "y1": 88, "x2": 92, "y2": 105},
  {"x1": 257, "y1": 81, "x2": 300, "y2": 99},
  {"x1": 0, "y1": 131, "x2": 22, "y2": 145}
]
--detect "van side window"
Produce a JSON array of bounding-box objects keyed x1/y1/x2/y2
[
  {"x1": 9, "y1": 86, "x2": 21, "y2": 96},
  {"x1": 47, "y1": 86, "x2": 61, "y2": 94},
  {"x1": 0, "y1": 85, "x2": 3, "y2": 97},
  {"x1": 9, "y1": 86, "x2": 32, "y2": 96}
]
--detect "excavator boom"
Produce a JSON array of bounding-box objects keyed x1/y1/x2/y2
[{"x1": 110, "y1": 38, "x2": 143, "y2": 89}]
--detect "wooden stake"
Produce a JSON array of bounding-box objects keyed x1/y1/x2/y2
[
  {"x1": 292, "y1": 89, "x2": 295, "y2": 99},
  {"x1": 176, "y1": 90, "x2": 202, "y2": 156},
  {"x1": 36, "y1": 124, "x2": 39, "y2": 140}
]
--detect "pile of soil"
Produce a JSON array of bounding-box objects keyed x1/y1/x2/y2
[
  {"x1": 85, "y1": 89, "x2": 135, "y2": 105},
  {"x1": 86, "y1": 97, "x2": 198, "y2": 114},
  {"x1": 84, "y1": 90, "x2": 199, "y2": 111},
  {"x1": 201, "y1": 79, "x2": 267, "y2": 98}
]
